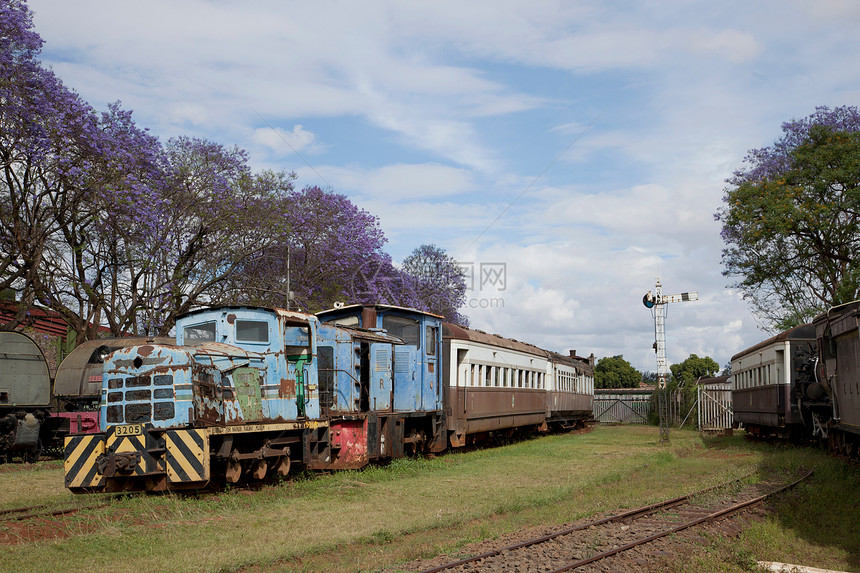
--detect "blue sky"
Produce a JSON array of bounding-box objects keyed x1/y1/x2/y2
[{"x1": 26, "y1": 0, "x2": 860, "y2": 372}]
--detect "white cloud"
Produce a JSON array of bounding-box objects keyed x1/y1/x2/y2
[{"x1": 252, "y1": 125, "x2": 323, "y2": 155}]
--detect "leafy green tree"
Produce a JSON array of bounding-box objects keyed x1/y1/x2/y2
[
  {"x1": 594, "y1": 355, "x2": 642, "y2": 389},
  {"x1": 641, "y1": 371, "x2": 658, "y2": 385},
  {"x1": 716, "y1": 106, "x2": 860, "y2": 331},
  {"x1": 669, "y1": 354, "x2": 719, "y2": 387}
]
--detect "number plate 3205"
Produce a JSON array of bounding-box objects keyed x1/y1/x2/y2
[{"x1": 115, "y1": 424, "x2": 143, "y2": 437}]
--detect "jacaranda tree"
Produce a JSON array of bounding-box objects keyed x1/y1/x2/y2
[
  {"x1": 716, "y1": 106, "x2": 860, "y2": 330},
  {"x1": 0, "y1": 1, "x2": 161, "y2": 339},
  {"x1": 401, "y1": 243, "x2": 468, "y2": 326},
  {"x1": 1, "y1": 0, "x2": 473, "y2": 340},
  {"x1": 232, "y1": 185, "x2": 396, "y2": 313}
]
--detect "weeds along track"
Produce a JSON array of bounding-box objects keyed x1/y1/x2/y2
[
  {"x1": 416, "y1": 470, "x2": 812, "y2": 573},
  {"x1": 0, "y1": 500, "x2": 116, "y2": 523},
  {"x1": 0, "y1": 479, "x2": 266, "y2": 526}
]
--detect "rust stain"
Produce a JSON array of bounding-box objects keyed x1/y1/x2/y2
[
  {"x1": 279, "y1": 378, "x2": 296, "y2": 399},
  {"x1": 137, "y1": 345, "x2": 154, "y2": 357},
  {"x1": 227, "y1": 313, "x2": 236, "y2": 324}
]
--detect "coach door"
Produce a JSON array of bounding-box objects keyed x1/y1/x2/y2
[
  {"x1": 423, "y1": 324, "x2": 440, "y2": 411},
  {"x1": 456, "y1": 349, "x2": 468, "y2": 416}
]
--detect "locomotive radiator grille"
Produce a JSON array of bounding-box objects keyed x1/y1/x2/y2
[
  {"x1": 165, "y1": 429, "x2": 209, "y2": 483},
  {"x1": 64, "y1": 434, "x2": 106, "y2": 489}
]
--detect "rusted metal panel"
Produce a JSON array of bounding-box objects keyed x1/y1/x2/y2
[
  {"x1": 232, "y1": 367, "x2": 265, "y2": 421},
  {"x1": 328, "y1": 419, "x2": 368, "y2": 468},
  {"x1": 457, "y1": 387, "x2": 547, "y2": 434},
  {"x1": 207, "y1": 420, "x2": 327, "y2": 435}
]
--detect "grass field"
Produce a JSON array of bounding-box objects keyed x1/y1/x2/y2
[{"x1": 0, "y1": 425, "x2": 857, "y2": 572}]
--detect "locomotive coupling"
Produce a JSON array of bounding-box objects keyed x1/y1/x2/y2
[{"x1": 96, "y1": 451, "x2": 142, "y2": 476}]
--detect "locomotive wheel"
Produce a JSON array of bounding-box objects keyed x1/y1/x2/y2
[
  {"x1": 274, "y1": 456, "x2": 291, "y2": 477},
  {"x1": 225, "y1": 460, "x2": 242, "y2": 484},
  {"x1": 251, "y1": 459, "x2": 268, "y2": 480}
]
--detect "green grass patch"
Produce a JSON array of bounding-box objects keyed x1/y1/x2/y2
[{"x1": 1, "y1": 426, "x2": 857, "y2": 572}]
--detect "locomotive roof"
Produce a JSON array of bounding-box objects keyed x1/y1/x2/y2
[
  {"x1": 177, "y1": 305, "x2": 315, "y2": 323},
  {"x1": 442, "y1": 323, "x2": 548, "y2": 357},
  {"x1": 730, "y1": 322, "x2": 816, "y2": 362},
  {"x1": 316, "y1": 303, "x2": 444, "y2": 320}
]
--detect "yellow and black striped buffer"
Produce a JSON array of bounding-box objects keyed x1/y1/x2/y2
[
  {"x1": 165, "y1": 429, "x2": 209, "y2": 483},
  {"x1": 64, "y1": 435, "x2": 105, "y2": 489},
  {"x1": 105, "y1": 425, "x2": 155, "y2": 475}
]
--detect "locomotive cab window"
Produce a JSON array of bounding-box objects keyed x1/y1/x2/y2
[
  {"x1": 382, "y1": 315, "x2": 420, "y2": 347},
  {"x1": 328, "y1": 315, "x2": 360, "y2": 327},
  {"x1": 425, "y1": 326, "x2": 437, "y2": 356},
  {"x1": 284, "y1": 325, "x2": 312, "y2": 362},
  {"x1": 184, "y1": 321, "x2": 216, "y2": 344},
  {"x1": 236, "y1": 320, "x2": 269, "y2": 343}
]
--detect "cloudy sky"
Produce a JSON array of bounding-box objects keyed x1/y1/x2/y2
[{"x1": 26, "y1": 0, "x2": 860, "y2": 373}]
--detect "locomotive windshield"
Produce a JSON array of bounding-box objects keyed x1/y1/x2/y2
[
  {"x1": 382, "y1": 315, "x2": 420, "y2": 347},
  {"x1": 184, "y1": 322, "x2": 216, "y2": 344}
]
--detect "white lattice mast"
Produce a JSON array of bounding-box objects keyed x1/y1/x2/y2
[{"x1": 643, "y1": 276, "x2": 698, "y2": 443}]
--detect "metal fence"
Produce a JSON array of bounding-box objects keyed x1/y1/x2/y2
[
  {"x1": 697, "y1": 382, "x2": 733, "y2": 432},
  {"x1": 593, "y1": 390, "x2": 653, "y2": 424}
]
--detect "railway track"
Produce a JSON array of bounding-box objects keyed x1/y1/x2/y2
[{"x1": 416, "y1": 470, "x2": 812, "y2": 573}]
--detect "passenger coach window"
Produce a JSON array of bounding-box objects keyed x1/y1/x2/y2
[
  {"x1": 382, "y1": 315, "x2": 420, "y2": 347},
  {"x1": 184, "y1": 322, "x2": 216, "y2": 344},
  {"x1": 236, "y1": 320, "x2": 269, "y2": 343}
]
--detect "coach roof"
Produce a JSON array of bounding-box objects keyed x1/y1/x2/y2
[{"x1": 442, "y1": 323, "x2": 548, "y2": 358}]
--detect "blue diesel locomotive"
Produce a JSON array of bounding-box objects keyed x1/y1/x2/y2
[{"x1": 64, "y1": 305, "x2": 443, "y2": 492}]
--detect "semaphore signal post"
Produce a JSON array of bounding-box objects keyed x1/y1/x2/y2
[{"x1": 643, "y1": 276, "x2": 698, "y2": 443}]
